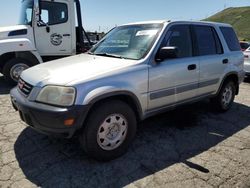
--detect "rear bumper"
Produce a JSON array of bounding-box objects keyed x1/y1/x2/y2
[
  {"x1": 10, "y1": 87, "x2": 90, "y2": 138},
  {"x1": 244, "y1": 60, "x2": 250, "y2": 76}
]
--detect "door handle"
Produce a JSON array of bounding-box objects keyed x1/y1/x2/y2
[
  {"x1": 46, "y1": 25, "x2": 50, "y2": 33},
  {"x1": 222, "y1": 59, "x2": 229, "y2": 64},
  {"x1": 63, "y1": 34, "x2": 71, "y2": 37},
  {"x1": 187, "y1": 64, "x2": 196, "y2": 71}
]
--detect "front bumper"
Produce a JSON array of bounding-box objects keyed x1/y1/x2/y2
[{"x1": 10, "y1": 87, "x2": 90, "y2": 138}]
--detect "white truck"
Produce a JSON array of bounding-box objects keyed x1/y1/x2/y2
[{"x1": 0, "y1": 0, "x2": 92, "y2": 84}]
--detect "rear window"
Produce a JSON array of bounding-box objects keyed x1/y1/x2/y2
[{"x1": 220, "y1": 27, "x2": 241, "y2": 51}]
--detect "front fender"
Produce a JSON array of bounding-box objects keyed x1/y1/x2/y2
[
  {"x1": 0, "y1": 38, "x2": 36, "y2": 55},
  {"x1": 0, "y1": 38, "x2": 43, "y2": 64},
  {"x1": 80, "y1": 86, "x2": 145, "y2": 120},
  {"x1": 75, "y1": 84, "x2": 146, "y2": 117},
  {"x1": 73, "y1": 65, "x2": 149, "y2": 119},
  {"x1": 83, "y1": 86, "x2": 124, "y2": 104},
  {"x1": 83, "y1": 86, "x2": 144, "y2": 105}
]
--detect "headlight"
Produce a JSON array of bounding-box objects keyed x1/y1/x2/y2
[{"x1": 36, "y1": 86, "x2": 76, "y2": 107}]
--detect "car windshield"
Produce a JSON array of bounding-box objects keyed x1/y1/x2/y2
[
  {"x1": 19, "y1": 0, "x2": 33, "y2": 25},
  {"x1": 90, "y1": 24, "x2": 163, "y2": 60}
]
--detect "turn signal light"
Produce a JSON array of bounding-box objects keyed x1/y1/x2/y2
[{"x1": 64, "y1": 118, "x2": 75, "y2": 126}]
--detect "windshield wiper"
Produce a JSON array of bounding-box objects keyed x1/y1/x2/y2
[
  {"x1": 87, "y1": 51, "x2": 94, "y2": 55},
  {"x1": 93, "y1": 53, "x2": 124, "y2": 59}
]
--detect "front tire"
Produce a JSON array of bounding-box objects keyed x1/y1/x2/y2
[
  {"x1": 3, "y1": 58, "x2": 32, "y2": 85},
  {"x1": 79, "y1": 100, "x2": 137, "y2": 161},
  {"x1": 211, "y1": 81, "x2": 236, "y2": 112}
]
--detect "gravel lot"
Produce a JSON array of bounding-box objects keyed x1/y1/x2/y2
[{"x1": 0, "y1": 74, "x2": 250, "y2": 188}]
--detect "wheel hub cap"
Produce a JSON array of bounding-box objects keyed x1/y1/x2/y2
[
  {"x1": 106, "y1": 124, "x2": 120, "y2": 140},
  {"x1": 97, "y1": 114, "x2": 128, "y2": 151},
  {"x1": 10, "y1": 63, "x2": 29, "y2": 81},
  {"x1": 222, "y1": 86, "x2": 233, "y2": 106}
]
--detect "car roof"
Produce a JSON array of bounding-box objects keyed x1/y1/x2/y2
[{"x1": 121, "y1": 20, "x2": 232, "y2": 27}]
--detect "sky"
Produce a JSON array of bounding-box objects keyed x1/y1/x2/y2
[{"x1": 0, "y1": 0, "x2": 249, "y2": 32}]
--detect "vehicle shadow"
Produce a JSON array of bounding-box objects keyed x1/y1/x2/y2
[
  {"x1": 0, "y1": 75, "x2": 13, "y2": 94},
  {"x1": 14, "y1": 101, "x2": 250, "y2": 187}
]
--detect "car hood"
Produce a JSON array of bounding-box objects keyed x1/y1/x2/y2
[
  {"x1": 0, "y1": 25, "x2": 28, "y2": 40},
  {"x1": 21, "y1": 54, "x2": 137, "y2": 86}
]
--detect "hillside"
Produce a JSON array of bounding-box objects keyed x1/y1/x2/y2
[{"x1": 204, "y1": 6, "x2": 250, "y2": 41}]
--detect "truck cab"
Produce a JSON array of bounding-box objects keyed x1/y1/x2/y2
[{"x1": 0, "y1": 0, "x2": 91, "y2": 84}]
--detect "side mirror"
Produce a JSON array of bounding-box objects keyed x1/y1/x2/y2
[
  {"x1": 156, "y1": 46, "x2": 179, "y2": 62},
  {"x1": 34, "y1": 0, "x2": 40, "y2": 22}
]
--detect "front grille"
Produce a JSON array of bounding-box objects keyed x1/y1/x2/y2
[{"x1": 18, "y1": 78, "x2": 33, "y2": 96}]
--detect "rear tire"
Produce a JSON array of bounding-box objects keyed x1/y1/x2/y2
[
  {"x1": 211, "y1": 81, "x2": 236, "y2": 112},
  {"x1": 79, "y1": 100, "x2": 137, "y2": 161},
  {"x1": 3, "y1": 58, "x2": 32, "y2": 85}
]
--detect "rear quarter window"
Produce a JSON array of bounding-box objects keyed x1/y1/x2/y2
[{"x1": 220, "y1": 27, "x2": 241, "y2": 51}]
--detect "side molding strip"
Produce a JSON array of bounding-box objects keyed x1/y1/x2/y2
[
  {"x1": 150, "y1": 78, "x2": 219, "y2": 100},
  {"x1": 199, "y1": 78, "x2": 219, "y2": 88}
]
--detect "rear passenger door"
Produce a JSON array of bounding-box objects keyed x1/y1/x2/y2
[
  {"x1": 148, "y1": 24, "x2": 199, "y2": 110},
  {"x1": 193, "y1": 25, "x2": 226, "y2": 96}
]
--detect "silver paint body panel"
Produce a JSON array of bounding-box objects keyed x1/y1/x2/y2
[{"x1": 20, "y1": 20, "x2": 244, "y2": 120}]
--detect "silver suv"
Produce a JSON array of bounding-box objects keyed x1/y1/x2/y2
[{"x1": 10, "y1": 20, "x2": 244, "y2": 161}]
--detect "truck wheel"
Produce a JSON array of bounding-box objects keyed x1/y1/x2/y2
[
  {"x1": 211, "y1": 81, "x2": 236, "y2": 112},
  {"x1": 3, "y1": 58, "x2": 31, "y2": 85},
  {"x1": 79, "y1": 100, "x2": 137, "y2": 161}
]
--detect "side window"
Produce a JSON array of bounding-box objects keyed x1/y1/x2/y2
[
  {"x1": 38, "y1": 1, "x2": 68, "y2": 26},
  {"x1": 194, "y1": 26, "x2": 222, "y2": 56},
  {"x1": 220, "y1": 27, "x2": 241, "y2": 51},
  {"x1": 25, "y1": 8, "x2": 33, "y2": 24},
  {"x1": 40, "y1": 10, "x2": 48, "y2": 24},
  {"x1": 162, "y1": 25, "x2": 193, "y2": 58}
]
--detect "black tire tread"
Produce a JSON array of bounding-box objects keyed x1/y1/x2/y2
[
  {"x1": 211, "y1": 81, "x2": 236, "y2": 112},
  {"x1": 79, "y1": 100, "x2": 137, "y2": 161}
]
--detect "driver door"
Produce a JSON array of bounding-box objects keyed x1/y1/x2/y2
[{"x1": 34, "y1": 0, "x2": 74, "y2": 56}]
